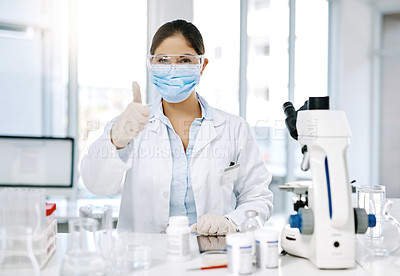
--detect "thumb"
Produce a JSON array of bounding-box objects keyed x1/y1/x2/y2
[
  {"x1": 191, "y1": 223, "x2": 197, "y2": 233},
  {"x1": 132, "y1": 81, "x2": 142, "y2": 103}
]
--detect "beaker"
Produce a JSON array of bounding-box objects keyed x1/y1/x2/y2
[
  {"x1": 0, "y1": 227, "x2": 41, "y2": 276},
  {"x1": 357, "y1": 185, "x2": 386, "y2": 238},
  {"x1": 115, "y1": 232, "x2": 152, "y2": 270},
  {"x1": 60, "y1": 218, "x2": 106, "y2": 276},
  {"x1": 358, "y1": 200, "x2": 400, "y2": 256},
  {"x1": 357, "y1": 185, "x2": 400, "y2": 256}
]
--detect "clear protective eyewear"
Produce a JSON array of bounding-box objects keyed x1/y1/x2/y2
[{"x1": 147, "y1": 54, "x2": 204, "y2": 70}]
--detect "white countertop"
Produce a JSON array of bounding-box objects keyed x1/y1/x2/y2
[
  {"x1": 34, "y1": 231, "x2": 400, "y2": 276},
  {"x1": 25, "y1": 198, "x2": 398, "y2": 275}
]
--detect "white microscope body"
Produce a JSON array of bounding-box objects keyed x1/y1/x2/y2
[{"x1": 280, "y1": 97, "x2": 374, "y2": 269}]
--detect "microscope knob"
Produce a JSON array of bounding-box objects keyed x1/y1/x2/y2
[
  {"x1": 353, "y1": 208, "x2": 376, "y2": 233},
  {"x1": 354, "y1": 208, "x2": 368, "y2": 233},
  {"x1": 289, "y1": 214, "x2": 301, "y2": 229},
  {"x1": 289, "y1": 208, "x2": 314, "y2": 234},
  {"x1": 368, "y1": 214, "x2": 376, "y2": 227}
]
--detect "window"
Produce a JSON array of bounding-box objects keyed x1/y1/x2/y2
[
  {"x1": 194, "y1": 0, "x2": 329, "y2": 212},
  {"x1": 0, "y1": 0, "x2": 69, "y2": 137},
  {"x1": 193, "y1": 0, "x2": 241, "y2": 115},
  {"x1": 77, "y1": 0, "x2": 147, "y2": 193},
  {"x1": 379, "y1": 12, "x2": 400, "y2": 197},
  {"x1": 246, "y1": 0, "x2": 289, "y2": 178}
]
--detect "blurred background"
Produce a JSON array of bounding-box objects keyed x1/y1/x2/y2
[{"x1": 0, "y1": 0, "x2": 399, "y2": 219}]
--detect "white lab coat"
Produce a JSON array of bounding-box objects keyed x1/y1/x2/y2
[{"x1": 80, "y1": 95, "x2": 273, "y2": 233}]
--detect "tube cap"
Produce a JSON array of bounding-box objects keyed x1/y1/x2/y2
[{"x1": 46, "y1": 203, "x2": 56, "y2": 216}]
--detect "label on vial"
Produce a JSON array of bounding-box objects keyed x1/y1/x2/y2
[
  {"x1": 227, "y1": 245, "x2": 253, "y2": 275},
  {"x1": 256, "y1": 240, "x2": 261, "y2": 268},
  {"x1": 266, "y1": 241, "x2": 278, "y2": 268},
  {"x1": 167, "y1": 233, "x2": 190, "y2": 257}
]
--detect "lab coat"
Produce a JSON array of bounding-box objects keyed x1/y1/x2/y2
[{"x1": 81, "y1": 95, "x2": 273, "y2": 233}]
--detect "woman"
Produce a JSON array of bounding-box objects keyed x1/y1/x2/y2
[{"x1": 81, "y1": 19, "x2": 273, "y2": 235}]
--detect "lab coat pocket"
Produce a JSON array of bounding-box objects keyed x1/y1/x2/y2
[{"x1": 221, "y1": 164, "x2": 240, "y2": 186}]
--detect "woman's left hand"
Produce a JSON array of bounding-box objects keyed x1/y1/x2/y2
[{"x1": 191, "y1": 214, "x2": 237, "y2": 236}]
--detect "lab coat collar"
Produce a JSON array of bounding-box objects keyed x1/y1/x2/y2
[
  {"x1": 146, "y1": 93, "x2": 226, "y2": 156},
  {"x1": 147, "y1": 93, "x2": 226, "y2": 131}
]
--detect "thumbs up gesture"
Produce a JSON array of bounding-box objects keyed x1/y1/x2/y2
[{"x1": 111, "y1": 81, "x2": 151, "y2": 148}]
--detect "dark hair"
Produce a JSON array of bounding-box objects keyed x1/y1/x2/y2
[{"x1": 150, "y1": 19, "x2": 205, "y2": 55}]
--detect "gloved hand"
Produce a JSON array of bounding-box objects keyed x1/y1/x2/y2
[
  {"x1": 111, "y1": 81, "x2": 150, "y2": 148},
  {"x1": 198, "y1": 236, "x2": 227, "y2": 251},
  {"x1": 191, "y1": 214, "x2": 237, "y2": 236}
]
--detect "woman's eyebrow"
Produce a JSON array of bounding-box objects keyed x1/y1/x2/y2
[{"x1": 155, "y1": 53, "x2": 196, "y2": 56}]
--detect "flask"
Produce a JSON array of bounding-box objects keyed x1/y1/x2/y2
[
  {"x1": 241, "y1": 210, "x2": 262, "y2": 262},
  {"x1": 60, "y1": 218, "x2": 106, "y2": 276},
  {"x1": 166, "y1": 216, "x2": 191, "y2": 262}
]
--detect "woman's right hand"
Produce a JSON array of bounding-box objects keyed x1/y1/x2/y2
[{"x1": 111, "y1": 81, "x2": 150, "y2": 149}]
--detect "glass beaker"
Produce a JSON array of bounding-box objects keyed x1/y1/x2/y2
[
  {"x1": 357, "y1": 185, "x2": 400, "y2": 256},
  {"x1": 357, "y1": 185, "x2": 386, "y2": 238},
  {"x1": 60, "y1": 218, "x2": 106, "y2": 276},
  {"x1": 79, "y1": 205, "x2": 113, "y2": 259},
  {"x1": 358, "y1": 200, "x2": 400, "y2": 256},
  {"x1": 114, "y1": 232, "x2": 152, "y2": 270},
  {"x1": 0, "y1": 227, "x2": 41, "y2": 276}
]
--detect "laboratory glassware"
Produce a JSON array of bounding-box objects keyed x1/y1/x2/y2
[
  {"x1": 112, "y1": 232, "x2": 152, "y2": 272},
  {"x1": 79, "y1": 205, "x2": 113, "y2": 259},
  {"x1": 60, "y1": 218, "x2": 106, "y2": 276},
  {"x1": 241, "y1": 210, "x2": 262, "y2": 262},
  {"x1": 0, "y1": 227, "x2": 41, "y2": 276},
  {"x1": 358, "y1": 199, "x2": 400, "y2": 256},
  {"x1": 357, "y1": 185, "x2": 386, "y2": 238},
  {"x1": 241, "y1": 210, "x2": 262, "y2": 232}
]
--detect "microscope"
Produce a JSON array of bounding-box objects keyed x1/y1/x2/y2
[{"x1": 280, "y1": 96, "x2": 376, "y2": 269}]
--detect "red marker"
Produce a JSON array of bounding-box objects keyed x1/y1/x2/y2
[{"x1": 187, "y1": 264, "x2": 228, "y2": 271}]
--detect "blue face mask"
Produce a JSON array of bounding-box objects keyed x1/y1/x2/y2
[{"x1": 149, "y1": 65, "x2": 201, "y2": 103}]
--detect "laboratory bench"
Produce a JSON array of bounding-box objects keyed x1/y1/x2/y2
[
  {"x1": 37, "y1": 198, "x2": 400, "y2": 275},
  {"x1": 39, "y1": 232, "x2": 400, "y2": 276}
]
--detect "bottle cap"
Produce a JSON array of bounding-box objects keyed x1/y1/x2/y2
[
  {"x1": 226, "y1": 232, "x2": 253, "y2": 247},
  {"x1": 254, "y1": 228, "x2": 279, "y2": 241}
]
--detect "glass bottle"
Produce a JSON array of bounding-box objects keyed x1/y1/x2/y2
[
  {"x1": 241, "y1": 210, "x2": 262, "y2": 262},
  {"x1": 60, "y1": 218, "x2": 106, "y2": 276}
]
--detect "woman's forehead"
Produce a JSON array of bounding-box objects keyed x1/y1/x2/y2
[{"x1": 153, "y1": 35, "x2": 197, "y2": 56}]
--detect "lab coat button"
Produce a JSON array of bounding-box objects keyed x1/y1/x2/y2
[{"x1": 163, "y1": 191, "x2": 169, "y2": 198}]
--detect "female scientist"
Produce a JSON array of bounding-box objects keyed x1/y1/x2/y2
[{"x1": 81, "y1": 19, "x2": 273, "y2": 235}]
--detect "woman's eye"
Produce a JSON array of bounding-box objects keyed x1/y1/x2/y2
[
  {"x1": 156, "y1": 57, "x2": 170, "y2": 64},
  {"x1": 179, "y1": 58, "x2": 192, "y2": 64}
]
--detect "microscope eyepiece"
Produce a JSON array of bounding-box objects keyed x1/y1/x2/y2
[
  {"x1": 282, "y1": 101, "x2": 299, "y2": 140},
  {"x1": 283, "y1": 102, "x2": 296, "y2": 117}
]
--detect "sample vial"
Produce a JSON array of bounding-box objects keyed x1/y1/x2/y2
[
  {"x1": 241, "y1": 210, "x2": 262, "y2": 262},
  {"x1": 254, "y1": 228, "x2": 279, "y2": 269},
  {"x1": 226, "y1": 232, "x2": 253, "y2": 275},
  {"x1": 166, "y1": 216, "x2": 191, "y2": 262}
]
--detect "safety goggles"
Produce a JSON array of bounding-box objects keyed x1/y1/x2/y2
[{"x1": 147, "y1": 54, "x2": 204, "y2": 68}]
